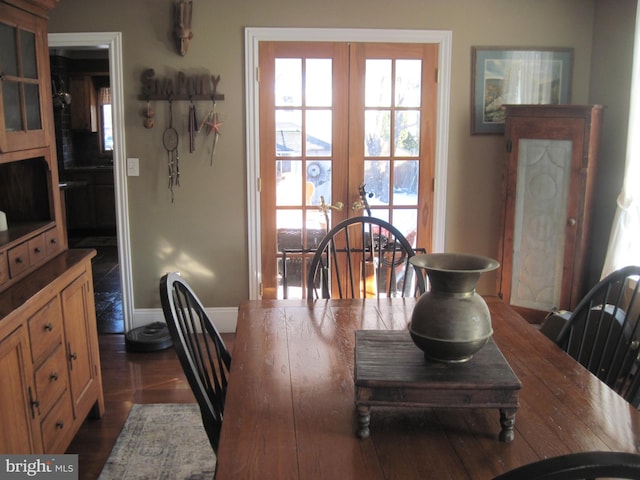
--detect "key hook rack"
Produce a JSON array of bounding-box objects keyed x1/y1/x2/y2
[{"x1": 138, "y1": 68, "x2": 225, "y2": 102}]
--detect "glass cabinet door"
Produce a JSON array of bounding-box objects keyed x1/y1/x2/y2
[
  {"x1": 510, "y1": 138, "x2": 573, "y2": 312},
  {"x1": 0, "y1": 3, "x2": 48, "y2": 153}
]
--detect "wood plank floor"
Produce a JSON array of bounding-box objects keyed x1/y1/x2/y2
[{"x1": 65, "y1": 332, "x2": 235, "y2": 479}]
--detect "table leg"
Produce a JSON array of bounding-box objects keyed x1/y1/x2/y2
[
  {"x1": 356, "y1": 404, "x2": 371, "y2": 439},
  {"x1": 499, "y1": 407, "x2": 517, "y2": 442}
]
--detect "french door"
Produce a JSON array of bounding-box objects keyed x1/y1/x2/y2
[{"x1": 259, "y1": 41, "x2": 438, "y2": 299}]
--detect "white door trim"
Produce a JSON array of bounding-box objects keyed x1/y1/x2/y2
[
  {"x1": 48, "y1": 32, "x2": 134, "y2": 332},
  {"x1": 244, "y1": 27, "x2": 451, "y2": 299}
]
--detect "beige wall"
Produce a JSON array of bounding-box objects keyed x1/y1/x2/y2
[
  {"x1": 47, "y1": 0, "x2": 632, "y2": 309},
  {"x1": 588, "y1": 0, "x2": 636, "y2": 287}
]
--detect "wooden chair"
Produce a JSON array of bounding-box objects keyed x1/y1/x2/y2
[
  {"x1": 159, "y1": 272, "x2": 231, "y2": 453},
  {"x1": 306, "y1": 216, "x2": 425, "y2": 300},
  {"x1": 545, "y1": 265, "x2": 640, "y2": 407},
  {"x1": 493, "y1": 451, "x2": 640, "y2": 479}
]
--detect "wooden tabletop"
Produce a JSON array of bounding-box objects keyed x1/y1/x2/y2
[{"x1": 215, "y1": 297, "x2": 640, "y2": 479}]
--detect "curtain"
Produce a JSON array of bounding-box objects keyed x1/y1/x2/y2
[
  {"x1": 601, "y1": 5, "x2": 640, "y2": 277},
  {"x1": 98, "y1": 87, "x2": 111, "y2": 106},
  {"x1": 501, "y1": 51, "x2": 559, "y2": 105}
]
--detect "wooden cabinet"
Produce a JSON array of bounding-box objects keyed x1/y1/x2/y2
[
  {"x1": 61, "y1": 271, "x2": 102, "y2": 418},
  {"x1": 0, "y1": 0, "x2": 66, "y2": 294},
  {"x1": 0, "y1": 250, "x2": 104, "y2": 454},
  {"x1": 0, "y1": 1, "x2": 98, "y2": 454},
  {"x1": 497, "y1": 105, "x2": 603, "y2": 323},
  {"x1": 94, "y1": 171, "x2": 116, "y2": 229},
  {"x1": 63, "y1": 168, "x2": 116, "y2": 233},
  {"x1": 69, "y1": 75, "x2": 98, "y2": 132},
  {"x1": 0, "y1": 323, "x2": 42, "y2": 453}
]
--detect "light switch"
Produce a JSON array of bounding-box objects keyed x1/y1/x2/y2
[{"x1": 127, "y1": 157, "x2": 139, "y2": 176}]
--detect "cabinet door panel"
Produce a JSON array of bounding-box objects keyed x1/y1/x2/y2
[
  {"x1": 94, "y1": 184, "x2": 116, "y2": 228},
  {"x1": 69, "y1": 75, "x2": 97, "y2": 132},
  {"x1": 0, "y1": 325, "x2": 42, "y2": 453},
  {"x1": 64, "y1": 174, "x2": 93, "y2": 230},
  {"x1": 0, "y1": 3, "x2": 50, "y2": 153},
  {"x1": 61, "y1": 273, "x2": 97, "y2": 417},
  {"x1": 498, "y1": 105, "x2": 603, "y2": 323},
  {"x1": 510, "y1": 138, "x2": 573, "y2": 311}
]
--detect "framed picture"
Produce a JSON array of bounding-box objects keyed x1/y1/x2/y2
[{"x1": 471, "y1": 47, "x2": 573, "y2": 134}]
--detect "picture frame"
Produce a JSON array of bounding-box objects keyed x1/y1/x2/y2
[{"x1": 471, "y1": 47, "x2": 573, "y2": 134}]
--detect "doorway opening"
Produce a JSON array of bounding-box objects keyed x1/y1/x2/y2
[{"x1": 48, "y1": 32, "x2": 133, "y2": 334}]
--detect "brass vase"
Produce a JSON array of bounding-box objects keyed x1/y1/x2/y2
[{"x1": 409, "y1": 253, "x2": 499, "y2": 363}]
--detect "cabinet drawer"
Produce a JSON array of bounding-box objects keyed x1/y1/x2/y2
[
  {"x1": 41, "y1": 391, "x2": 74, "y2": 453},
  {"x1": 35, "y1": 345, "x2": 68, "y2": 415},
  {"x1": 28, "y1": 233, "x2": 47, "y2": 266},
  {"x1": 28, "y1": 297, "x2": 63, "y2": 365},
  {"x1": 0, "y1": 251, "x2": 7, "y2": 286},
  {"x1": 45, "y1": 229, "x2": 62, "y2": 257},
  {"x1": 8, "y1": 243, "x2": 30, "y2": 277}
]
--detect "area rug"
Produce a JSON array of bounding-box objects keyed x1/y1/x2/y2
[{"x1": 98, "y1": 403, "x2": 216, "y2": 479}]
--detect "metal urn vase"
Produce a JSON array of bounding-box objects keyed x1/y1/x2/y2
[{"x1": 409, "y1": 253, "x2": 500, "y2": 363}]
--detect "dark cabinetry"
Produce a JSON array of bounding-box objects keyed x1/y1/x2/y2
[
  {"x1": 63, "y1": 168, "x2": 116, "y2": 233},
  {"x1": 69, "y1": 74, "x2": 97, "y2": 132}
]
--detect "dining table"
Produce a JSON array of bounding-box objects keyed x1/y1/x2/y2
[{"x1": 214, "y1": 297, "x2": 640, "y2": 479}]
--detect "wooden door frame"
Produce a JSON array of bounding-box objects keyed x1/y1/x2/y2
[
  {"x1": 48, "y1": 32, "x2": 133, "y2": 331},
  {"x1": 244, "y1": 27, "x2": 452, "y2": 299}
]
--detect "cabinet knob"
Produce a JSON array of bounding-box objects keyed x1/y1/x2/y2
[
  {"x1": 56, "y1": 420, "x2": 65, "y2": 430},
  {"x1": 34, "y1": 247, "x2": 41, "y2": 254},
  {"x1": 567, "y1": 218, "x2": 577, "y2": 227},
  {"x1": 44, "y1": 322, "x2": 53, "y2": 331},
  {"x1": 50, "y1": 372, "x2": 59, "y2": 381},
  {"x1": 15, "y1": 256, "x2": 23, "y2": 264},
  {"x1": 50, "y1": 238, "x2": 57, "y2": 245}
]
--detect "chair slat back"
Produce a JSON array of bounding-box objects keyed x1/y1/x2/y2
[
  {"x1": 307, "y1": 216, "x2": 425, "y2": 300},
  {"x1": 555, "y1": 265, "x2": 640, "y2": 407},
  {"x1": 160, "y1": 272, "x2": 231, "y2": 452}
]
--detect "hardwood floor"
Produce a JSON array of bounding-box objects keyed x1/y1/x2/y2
[{"x1": 66, "y1": 333, "x2": 235, "y2": 479}]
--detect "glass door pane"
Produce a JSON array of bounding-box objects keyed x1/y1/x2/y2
[
  {"x1": 510, "y1": 139, "x2": 572, "y2": 311},
  {"x1": 0, "y1": 15, "x2": 44, "y2": 147}
]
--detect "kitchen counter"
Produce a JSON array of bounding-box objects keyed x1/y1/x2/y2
[{"x1": 63, "y1": 164, "x2": 113, "y2": 172}]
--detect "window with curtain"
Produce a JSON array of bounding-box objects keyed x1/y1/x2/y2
[
  {"x1": 98, "y1": 86, "x2": 113, "y2": 153},
  {"x1": 601, "y1": 5, "x2": 640, "y2": 277}
]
